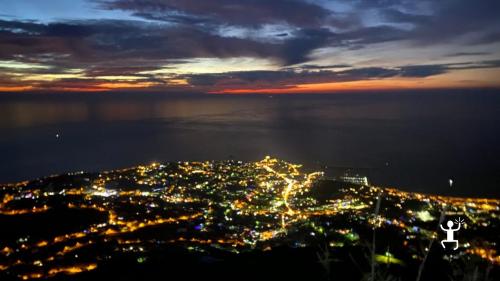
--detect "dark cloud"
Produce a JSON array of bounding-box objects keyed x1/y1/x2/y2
[
  {"x1": 98, "y1": 0, "x2": 333, "y2": 27},
  {"x1": 335, "y1": 25, "x2": 408, "y2": 46},
  {"x1": 378, "y1": 0, "x2": 500, "y2": 44},
  {"x1": 44, "y1": 23, "x2": 95, "y2": 37},
  {"x1": 0, "y1": 19, "x2": 280, "y2": 65},
  {"x1": 4, "y1": 1, "x2": 496, "y2": 73},
  {"x1": 281, "y1": 28, "x2": 333, "y2": 65},
  {"x1": 448, "y1": 59, "x2": 500, "y2": 70},
  {"x1": 475, "y1": 31, "x2": 500, "y2": 45},
  {"x1": 184, "y1": 59, "x2": 500, "y2": 90},
  {"x1": 90, "y1": 24, "x2": 279, "y2": 60},
  {"x1": 399, "y1": 65, "x2": 447, "y2": 77},
  {"x1": 345, "y1": 0, "x2": 408, "y2": 8},
  {"x1": 289, "y1": 64, "x2": 352, "y2": 70},
  {"x1": 185, "y1": 64, "x2": 455, "y2": 88},
  {"x1": 1, "y1": 0, "x2": 499, "y2": 92},
  {"x1": 0, "y1": 19, "x2": 96, "y2": 37},
  {"x1": 381, "y1": 9, "x2": 430, "y2": 25},
  {"x1": 338, "y1": 0, "x2": 500, "y2": 45},
  {"x1": 1, "y1": 18, "x2": 340, "y2": 68},
  {"x1": 446, "y1": 52, "x2": 490, "y2": 57},
  {"x1": 84, "y1": 65, "x2": 162, "y2": 76}
]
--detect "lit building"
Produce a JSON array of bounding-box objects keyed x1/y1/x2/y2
[{"x1": 339, "y1": 174, "x2": 369, "y2": 186}]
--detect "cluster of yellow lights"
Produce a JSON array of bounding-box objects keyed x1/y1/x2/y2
[
  {"x1": 0, "y1": 157, "x2": 499, "y2": 280},
  {"x1": 466, "y1": 248, "x2": 500, "y2": 265}
]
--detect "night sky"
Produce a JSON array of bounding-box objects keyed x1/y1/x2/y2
[{"x1": 1, "y1": 0, "x2": 500, "y2": 93}]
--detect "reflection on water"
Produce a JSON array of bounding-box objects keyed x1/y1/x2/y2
[
  {"x1": 0, "y1": 92, "x2": 499, "y2": 197},
  {"x1": 0, "y1": 101, "x2": 89, "y2": 128},
  {"x1": 0, "y1": 96, "x2": 278, "y2": 127}
]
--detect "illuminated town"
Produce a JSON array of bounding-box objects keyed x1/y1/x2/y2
[{"x1": 0, "y1": 157, "x2": 498, "y2": 280}]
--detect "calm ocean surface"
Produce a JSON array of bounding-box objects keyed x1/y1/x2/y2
[{"x1": 1, "y1": 91, "x2": 499, "y2": 197}]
